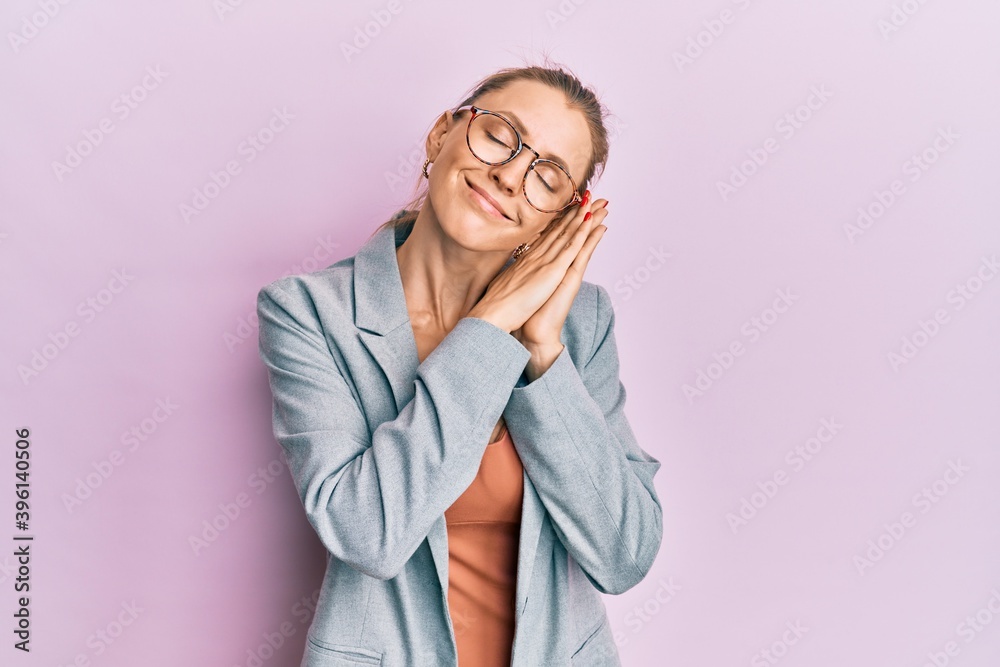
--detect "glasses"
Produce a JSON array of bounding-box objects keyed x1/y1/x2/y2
[{"x1": 453, "y1": 105, "x2": 583, "y2": 213}]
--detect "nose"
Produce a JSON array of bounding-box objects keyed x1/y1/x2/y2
[{"x1": 488, "y1": 150, "x2": 532, "y2": 198}]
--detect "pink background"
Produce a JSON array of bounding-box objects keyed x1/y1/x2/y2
[{"x1": 3, "y1": 1, "x2": 999, "y2": 665}]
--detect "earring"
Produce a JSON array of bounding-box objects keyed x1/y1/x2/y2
[
  {"x1": 511, "y1": 243, "x2": 530, "y2": 260},
  {"x1": 422, "y1": 158, "x2": 431, "y2": 179}
]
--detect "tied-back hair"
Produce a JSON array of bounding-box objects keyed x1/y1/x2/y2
[{"x1": 370, "y1": 57, "x2": 613, "y2": 241}]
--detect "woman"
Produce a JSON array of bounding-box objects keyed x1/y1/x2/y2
[{"x1": 256, "y1": 64, "x2": 663, "y2": 667}]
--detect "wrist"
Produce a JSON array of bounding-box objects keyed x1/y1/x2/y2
[
  {"x1": 467, "y1": 306, "x2": 512, "y2": 334},
  {"x1": 522, "y1": 342, "x2": 564, "y2": 383}
]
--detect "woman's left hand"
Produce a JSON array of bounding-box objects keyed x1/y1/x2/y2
[{"x1": 513, "y1": 194, "x2": 609, "y2": 349}]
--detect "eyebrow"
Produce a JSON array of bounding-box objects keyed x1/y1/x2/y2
[{"x1": 497, "y1": 109, "x2": 573, "y2": 175}]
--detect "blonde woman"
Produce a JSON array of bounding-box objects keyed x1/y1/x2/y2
[{"x1": 257, "y1": 63, "x2": 663, "y2": 667}]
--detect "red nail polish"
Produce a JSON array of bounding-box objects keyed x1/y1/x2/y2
[
  {"x1": 583, "y1": 211, "x2": 592, "y2": 221},
  {"x1": 601, "y1": 200, "x2": 609, "y2": 209}
]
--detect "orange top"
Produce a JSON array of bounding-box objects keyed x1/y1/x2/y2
[{"x1": 444, "y1": 425, "x2": 524, "y2": 667}]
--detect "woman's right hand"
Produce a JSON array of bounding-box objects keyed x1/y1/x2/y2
[{"x1": 467, "y1": 193, "x2": 609, "y2": 334}]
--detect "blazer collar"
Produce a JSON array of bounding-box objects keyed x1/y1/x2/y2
[{"x1": 353, "y1": 215, "x2": 415, "y2": 336}]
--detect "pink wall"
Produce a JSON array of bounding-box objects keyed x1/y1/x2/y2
[{"x1": 2, "y1": 1, "x2": 998, "y2": 665}]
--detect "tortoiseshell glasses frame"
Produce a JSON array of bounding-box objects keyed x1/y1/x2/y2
[{"x1": 452, "y1": 104, "x2": 584, "y2": 214}]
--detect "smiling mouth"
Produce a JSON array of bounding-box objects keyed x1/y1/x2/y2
[{"x1": 466, "y1": 178, "x2": 510, "y2": 221}]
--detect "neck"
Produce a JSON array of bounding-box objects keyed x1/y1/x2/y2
[{"x1": 395, "y1": 207, "x2": 512, "y2": 333}]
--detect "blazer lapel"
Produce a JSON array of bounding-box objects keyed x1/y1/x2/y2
[
  {"x1": 350, "y1": 216, "x2": 544, "y2": 624},
  {"x1": 353, "y1": 220, "x2": 420, "y2": 415}
]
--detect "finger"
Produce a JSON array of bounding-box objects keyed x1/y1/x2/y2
[
  {"x1": 556, "y1": 200, "x2": 604, "y2": 261},
  {"x1": 565, "y1": 222, "x2": 607, "y2": 281},
  {"x1": 539, "y1": 193, "x2": 596, "y2": 259},
  {"x1": 566, "y1": 205, "x2": 608, "y2": 263}
]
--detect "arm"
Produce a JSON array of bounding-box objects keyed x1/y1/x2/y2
[
  {"x1": 257, "y1": 281, "x2": 530, "y2": 580},
  {"x1": 503, "y1": 284, "x2": 664, "y2": 595}
]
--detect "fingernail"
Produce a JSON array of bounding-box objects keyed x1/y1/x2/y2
[
  {"x1": 601, "y1": 200, "x2": 609, "y2": 209},
  {"x1": 583, "y1": 212, "x2": 592, "y2": 221}
]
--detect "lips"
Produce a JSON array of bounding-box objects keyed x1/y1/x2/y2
[{"x1": 466, "y1": 178, "x2": 510, "y2": 220}]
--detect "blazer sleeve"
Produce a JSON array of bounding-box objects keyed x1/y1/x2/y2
[
  {"x1": 503, "y1": 284, "x2": 664, "y2": 595},
  {"x1": 256, "y1": 281, "x2": 531, "y2": 580}
]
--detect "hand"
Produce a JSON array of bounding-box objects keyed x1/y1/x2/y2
[
  {"x1": 515, "y1": 193, "x2": 609, "y2": 347},
  {"x1": 469, "y1": 190, "x2": 609, "y2": 338}
]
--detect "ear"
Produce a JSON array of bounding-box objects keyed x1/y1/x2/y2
[{"x1": 425, "y1": 110, "x2": 455, "y2": 162}]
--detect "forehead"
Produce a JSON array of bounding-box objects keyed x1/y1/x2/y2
[{"x1": 472, "y1": 79, "x2": 591, "y2": 180}]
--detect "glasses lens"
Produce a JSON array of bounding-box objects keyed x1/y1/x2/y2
[
  {"x1": 468, "y1": 113, "x2": 518, "y2": 164},
  {"x1": 468, "y1": 111, "x2": 576, "y2": 212},
  {"x1": 525, "y1": 160, "x2": 574, "y2": 212}
]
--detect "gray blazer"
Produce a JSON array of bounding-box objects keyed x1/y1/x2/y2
[{"x1": 256, "y1": 217, "x2": 663, "y2": 666}]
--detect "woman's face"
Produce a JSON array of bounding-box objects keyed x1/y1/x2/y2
[{"x1": 425, "y1": 79, "x2": 593, "y2": 252}]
